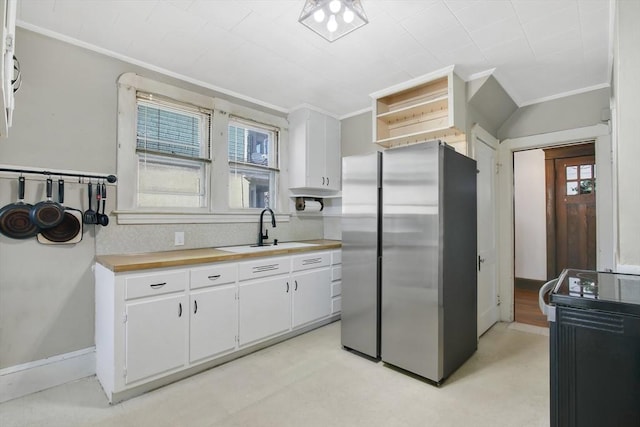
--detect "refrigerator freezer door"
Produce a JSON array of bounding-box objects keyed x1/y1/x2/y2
[
  {"x1": 341, "y1": 152, "x2": 381, "y2": 358},
  {"x1": 381, "y1": 142, "x2": 442, "y2": 381}
]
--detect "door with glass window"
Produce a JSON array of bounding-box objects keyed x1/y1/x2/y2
[{"x1": 544, "y1": 143, "x2": 596, "y2": 278}]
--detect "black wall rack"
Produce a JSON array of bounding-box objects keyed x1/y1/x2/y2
[{"x1": 0, "y1": 166, "x2": 117, "y2": 183}]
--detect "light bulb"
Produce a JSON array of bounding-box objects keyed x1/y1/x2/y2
[
  {"x1": 313, "y1": 9, "x2": 325, "y2": 22},
  {"x1": 329, "y1": 0, "x2": 342, "y2": 14},
  {"x1": 327, "y1": 14, "x2": 338, "y2": 33},
  {"x1": 343, "y1": 8, "x2": 354, "y2": 23}
]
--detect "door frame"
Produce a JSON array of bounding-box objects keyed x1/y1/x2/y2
[{"x1": 497, "y1": 124, "x2": 613, "y2": 322}]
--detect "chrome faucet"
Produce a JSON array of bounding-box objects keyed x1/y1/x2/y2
[{"x1": 257, "y1": 207, "x2": 276, "y2": 246}]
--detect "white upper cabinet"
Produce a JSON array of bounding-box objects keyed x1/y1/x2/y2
[
  {"x1": 371, "y1": 66, "x2": 466, "y2": 153},
  {"x1": 288, "y1": 108, "x2": 341, "y2": 193},
  {"x1": 0, "y1": 0, "x2": 17, "y2": 138}
]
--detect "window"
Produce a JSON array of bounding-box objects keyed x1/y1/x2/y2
[
  {"x1": 116, "y1": 73, "x2": 289, "y2": 224},
  {"x1": 228, "y1": 117, "x2": 278, "y2": 210},
  {"x1": 136, "y1": 94, "x2": 211, "y2": 208}
]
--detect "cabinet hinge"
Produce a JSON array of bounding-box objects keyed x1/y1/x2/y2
[
  {"x1": 122, "y1": 313, "x2": 128, "y2": 323},
  {"x1": 5, "y1": 35, "x2": 14, "y2": 52},
  {"x1": 123, "y1": 368, "x2": 127, "y2": 378},
  {"x1": 235, "y1": 292, "x2": 239, "y2": 300},
  {"x1": 495, "y1": 162, "x2": 501, "y2": 175},
  {"x1": 497, "y1": 294, "x2": 501, "y2": 306}
]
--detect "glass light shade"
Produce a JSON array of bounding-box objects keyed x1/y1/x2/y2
[{"x1": 299, "y1": 0, "x2": 368, "y2": 42}]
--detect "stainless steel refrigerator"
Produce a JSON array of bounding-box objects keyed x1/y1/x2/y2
[
  {"x1": 341, "y1": 151, "x2": 382, "y2": 359},
  {"x1": 341, "y1": 140, "x2": 478, "y2": 384}
]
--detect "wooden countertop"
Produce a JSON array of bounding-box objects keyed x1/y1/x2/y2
[{"x1": 96, "y1": 240, "x2": 342, "y2": 273}]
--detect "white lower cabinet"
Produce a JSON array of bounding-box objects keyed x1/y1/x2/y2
[
  {"x1": 125, "y1": 294, "x2": 188, "y2": 384},
  {"x1": 292, "y1": 268, "x2": 331, "y2": 328},
  {"x1": 238, "y1": 276, "x2": 291, "y2": 346},
  {"x1": 190, "y1": 285, "x2": 237, "y2": 363},
  {"x1": 331, "y1": 250, "x2": 342, "y2": 315},
  {"x1": 95, "y1": 248, "x2": 340, "y2": 403}
]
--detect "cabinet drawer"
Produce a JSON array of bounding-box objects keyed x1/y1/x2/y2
[
  {"x1": 331, "y1": 281, "x2": 342, "y2": 297},
  {"x1": 125, "y1": 270, "x2": 188, "y2": 300},
  {"x1": 190, "y1": 263, "x2": 237, "y2": 289},
  {"x1": 238, "y1": 256, "x2": 290, "y2": 281},
  {"x1": 331, "y1": 297, "x2": 342, "y2": 314},
  {"x1": 331, "y1": 250, "x2": 341, "y2": 265},
  {"x1": 291, "y1": 252, "x2": 330, "y2": 272},
  {"x1": 331, "y1": 266, "x2": 342, "y2": 282}
]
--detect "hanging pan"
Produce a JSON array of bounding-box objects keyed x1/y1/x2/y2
[
  {"x1": 30, "y1": 178, "x2": 65, "y2": 229},
  {"x1": 38, "y1": 180, "x2": 83, "y2": 245},
  {"x1": 0, "y1": 176, "x2": 40, "y2": 239}
]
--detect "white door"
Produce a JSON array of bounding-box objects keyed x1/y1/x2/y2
[
  {"x1": 475, "y1": 130, "x2": 499, "y2": 337},
  {"x1": 324, "y1": 116, "x2": 341, "y2": 191},
  {"x1": 190, "y1": 285, "x2": 237, "y2": 363},
  {"x1": 292, "y1": 268, "x2": 332, "y2": 328},
  {"x1": 306, "y1": 110, "x2": 326, "y2": 188},
  {"x1": 238, "y1": 276, "x2": 291, "y2": 346},
  {"x1": 125, "y1": 294, "x2": 187, "y2": 384}
]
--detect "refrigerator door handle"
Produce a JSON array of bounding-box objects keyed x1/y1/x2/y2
[{"x1": 478, "y1": 255, "x2": 485, "y2": 271}]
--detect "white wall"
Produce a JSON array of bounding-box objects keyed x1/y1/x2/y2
[
  {"x1": 0, "y1": 28, "x2": 324, "y2": 370},
  {"x1": 513, "y1": 149, "x2": 546, "y2": 280},
  {"x1": 614, "y1": 0, "x2": 640, "y2": 272}
]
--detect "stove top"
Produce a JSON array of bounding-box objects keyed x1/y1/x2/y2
[{"x1": 550, "y1": 269, "x2": 640, "y2": 316}]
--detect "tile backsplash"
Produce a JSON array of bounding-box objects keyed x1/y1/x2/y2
[{"x1": 95, "y1": 215, "x2": 324, "y2": 255}]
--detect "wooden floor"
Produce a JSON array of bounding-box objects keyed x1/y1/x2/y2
[{"x1": 514, "y1": 281, "x2": 548, "y2": 328}]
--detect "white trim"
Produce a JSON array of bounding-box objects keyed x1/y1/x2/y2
[
  {"x1": 616, "y1": 264, "x2": 640, "y2": 275},
  {"x1": 338, "y1": 106, "x2": 372, "y2": 121},
  {"x1": 288, "y1": 103, "x2": 340, "y2": 120},
  {"x1": 16, "y1": 21, "x2": 289, "y2": 115},
  {"x1": 0, "y1": 347, "x2": 95, "y2": 403},
  {"x1": 369, "y1": 65, "x2": 455, "y2": 98},
  {"x1": 498, "y1": 124, "x2": 611, "y2": 322},
  {"x1": 519, "y1": 83, "x2": 611, "y2": 108},
  {"x1": 466, "y1": 68, "x2": 496, "y2": 82},
  {"x1": 114, "y1": 211, "x2": 291, "y2": 225}
]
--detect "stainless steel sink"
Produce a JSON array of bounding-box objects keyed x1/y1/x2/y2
[{"x1": 220, "y1": 242, "x2": 318, "y2": 253}]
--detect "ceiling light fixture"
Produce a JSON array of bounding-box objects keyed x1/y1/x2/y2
[{"x1": 299, "y1": 0, "x2": 368, "y2": 42}]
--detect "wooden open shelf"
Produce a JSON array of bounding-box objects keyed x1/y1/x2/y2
[{"x1": 371, "y1": 68, "x2": 466, "y2": 151}]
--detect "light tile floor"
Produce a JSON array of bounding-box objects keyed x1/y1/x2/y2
[{"x1": 0, "y1": 321, "x2": 549, "y2": 427}]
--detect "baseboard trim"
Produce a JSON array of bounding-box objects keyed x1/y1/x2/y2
[
  {"x1": 0, "y1": 347, "x2": 96, "y2": 403},
  {"x1": 514, "y1": 277, "x2": 546, "y2": 291}
]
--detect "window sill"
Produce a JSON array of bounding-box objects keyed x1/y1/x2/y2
[{"x1": 113, "y1": 210, "x2": 291, "y2": 225}]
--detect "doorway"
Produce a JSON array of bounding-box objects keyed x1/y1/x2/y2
[
  {"x1": 512, "y1": 142, "x2": 596, "y2": 327},
  {"x1": 497, "y1": 124, "x2": 612, "y2": 326}
]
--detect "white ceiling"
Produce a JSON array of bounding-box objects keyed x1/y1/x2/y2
[{"x1": 17, "y1": 0, "x2": 612, "y2": 118}]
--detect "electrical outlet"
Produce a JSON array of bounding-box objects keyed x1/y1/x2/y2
[{"x1": 174, "y1": 231, "x2": 185, "y2": 246}]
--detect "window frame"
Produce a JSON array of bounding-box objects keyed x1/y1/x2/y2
[
  {"x1": 227, "y1": 116, "x2": 280, "y2": 210},
  {"x1": 116, "y1": 73, "x2": 290, "y2": 224},
  {"x1": 136, "y1": 94, "x2": 212, "y2": 210}
]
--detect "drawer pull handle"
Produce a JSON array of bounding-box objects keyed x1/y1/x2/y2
[
  {"x1": 150, "y1": 282, "x2": 167, "y2": 289},
  {"x1": 286, "y1": 282, "x2": 289, "y2": 293},
  {"x1": 194, "y1": 300, "x2": 198, "y2": 314},
  {"x1": 178, "y1": 303, "x2": 182, "y2": 317},
  {"x1": 253, "y1": 264, "x2": 279, "y2": 273},
  {"x1": 208, "y1": 275, "x2": 221, "y2": 280},
  {"x1": 302, "y1": 258, "x2": 322, "y2": 265},
  {"x1": 295, "y1": 280, "x2": 298, "y2": 291}
]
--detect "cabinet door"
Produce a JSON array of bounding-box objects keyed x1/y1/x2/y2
[
  {"x1": 305, "y1": 110, "x2": 327, "y2": 188},
  {"x1": 125, "y1": 294, "x2": 187, "y2": 384},
  {"x1": 324, "y1": 116, "x2": 341, "y2": 191},
  {"x1": 292, "y1": 268, "x2": 332, "y2": 328},
  {"x1": 190, "y1": 285, "x2": 237, "y2": 363},
  {"x1": 238, "y1": 276, "x2": 291, "y2": 346}
]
